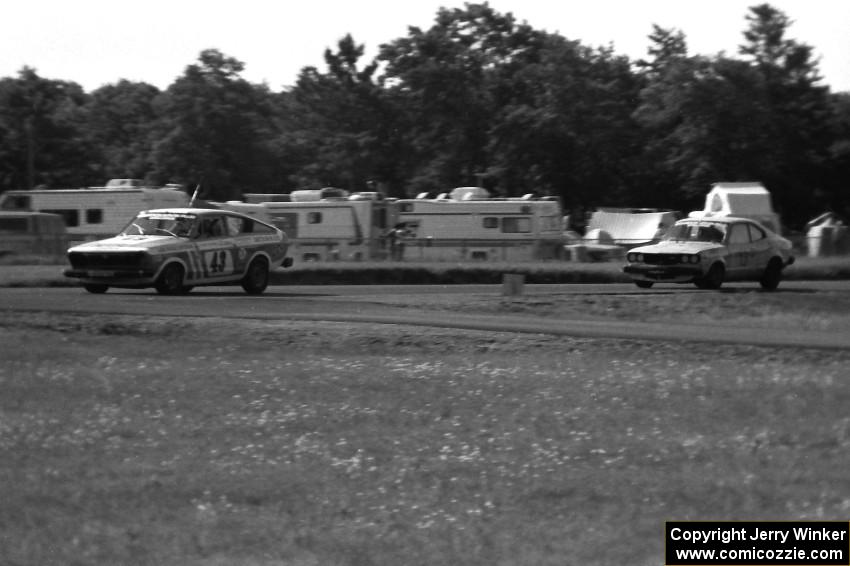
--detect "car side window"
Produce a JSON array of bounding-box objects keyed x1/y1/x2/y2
[
  {"x1": 727, "y1": 223, "x2": 750, "y2": 244},
  {"x1": 747, "y1": 223, "x2": 766, "y2": 242},
  {"x1": 198, "y1": 216, "x2": 224, "y2": 238},
  {"x1": 225, "y1": 215, "x2": 244, "y2": 236},
  {"x1": 252, "y1": 221, "x2": 275, "y2": 234}
]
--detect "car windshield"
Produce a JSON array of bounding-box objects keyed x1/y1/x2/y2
[
  {"x1": 121, "y1": 213, "x2": 197, "y2": 237},
  {"x1": 663, "y1": 222, "x2": 726, "y2": 243}
]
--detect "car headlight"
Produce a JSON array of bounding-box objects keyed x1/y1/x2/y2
[
  {"x1": 636, "y1": 253, "x2": 644, "y2": 262},
  {"x1": 627, "y1": 253, "x2": 635, "y2": 262},
  {"x1": 691, "y1": 254, "x2": 700, "y2": 264}
]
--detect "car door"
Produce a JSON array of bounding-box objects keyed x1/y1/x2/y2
[
  {"x1": 724, "y1": 222, "x2": 752, "y2": 280},
  {"x1": 223, "y1": 213, "x2": 257, "y2": 275},
  {"x1": 194, "y1": 214, "x2": 238, "y2": 281},
  {"x1": 745, "y1": 222, "x2": 773, "y2": 276}
]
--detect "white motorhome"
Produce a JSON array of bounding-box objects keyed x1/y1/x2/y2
[
  {"x1": 0, "y1": 181, "x2": 189, "y2": 243},
  {"x1": 395, "y1": 187, "x2": 564, "y2": 261},
  {"x1": 241, "y1": 189, "x2": 398, "y2": 261},
  {"x1": 689, "y1": 182, "x2": 781, "y2": 233}
]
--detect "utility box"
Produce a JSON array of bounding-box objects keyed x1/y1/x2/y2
[{"x1": 501, "y1": 273, "x2": 525, "y2": 296}]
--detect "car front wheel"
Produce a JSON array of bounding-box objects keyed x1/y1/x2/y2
[
  {"x1": 155, "y1": 263, "x2": 186, "y2": 295},
  {"x1": 695, "y1": 263, "x2": 725, "y2": 290},
  {"x1": 241, "y1": 257, "x2": 269, "y2": 294}
]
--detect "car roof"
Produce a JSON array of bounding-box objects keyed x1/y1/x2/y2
[
  {"x1": 678, "y1": 216, "x2": 753, "y2": 225},
  {"x1": 143, "y1": 208, "x2": 240, "y2": 217}
]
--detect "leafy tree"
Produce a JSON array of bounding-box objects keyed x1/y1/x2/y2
[
  {"x1": 737, "y1": 3, "x2": 833, "y2": 226},
  {"x1": 84, "y1": 80, "x2": 161, "y2": 182},
  {"x1": 824, "y1": 92, "x2": 850, "y2": 217},
  {"x1": 280, "y1": 34, "x2": 395, "y2": 193},
  {"x1": 488, "y1": 35, "x2": 644, "y2": 209},
  {"x1": 378, "y1": 3, "x2": 542, "y2": 195},
  {"x1": 639, "y1": 25, "x2": 689, "y2": 75},
  {"x1": 149, "y1": 49, "x2": 277, "y2": 200},
  {"x1": 0, "y1": 68, "x2": 93, "y2": 190},
  {"x1": 634, "y1": 5, "x2": 833, "y2": 227},
  {"x1": 635, "y1": 52, "x2": 774, "y2": 210}
]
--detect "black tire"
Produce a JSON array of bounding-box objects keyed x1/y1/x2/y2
[
  {"x1": 241, "y1": 257, "x2": 269, "y2": 295},
  {"x1": 84, "y1": 284, "x2": 108, "y2": 294},
  {"x1": 759, "y1": 258, "x2": 783, "y2": 290},
  {"x1": 635, "y1": 280, "x2": 654, "y2": 289},
  {"x1": 155, "y1": 263, "x2": 185, "y2": 295},
  {"x1": 696, "y1": 262, "x2": 725, "y2": 290}
]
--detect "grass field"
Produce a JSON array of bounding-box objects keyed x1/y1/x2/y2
[{"x1": 2, "y1": 313, "x2": 849, "y2": 565}]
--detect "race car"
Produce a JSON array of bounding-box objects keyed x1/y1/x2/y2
[
  {"x1": 64, "y1": 208, "x2": 292, "y2": 294},
  {"x1": 623, "y1": 216, "x2": 794, "y2": 290}
]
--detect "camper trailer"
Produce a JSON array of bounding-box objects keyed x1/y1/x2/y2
[
  {"x1": 689, "y1": 182, "x2": 781, "y2": 233},
  {"x1": 394, "y1": 187, "x2": 564, "y2": 261},
  {"x1": 0, "y1": 182, "x2": 189, "y2": 243},
  {"x1": 242, "y1": 189, "x2": 397, "y2": 261},
  {"x1": 0, "y1": 211, "x2": 69, "y2": 257}
]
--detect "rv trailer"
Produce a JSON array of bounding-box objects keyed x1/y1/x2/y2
[
  {"x1": 242, "y1": 189, "x2": 398, "y2": 261},
  {"x1": 395, "y1": 187, "x2": 564, "y2": 261},
  {"x1": 0, "y1": 181, "x2": 189, "y2": 243}
]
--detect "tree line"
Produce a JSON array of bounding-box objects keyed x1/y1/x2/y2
[{"x1": 1, "y1": 2, "x2": 847, "y2": 230}]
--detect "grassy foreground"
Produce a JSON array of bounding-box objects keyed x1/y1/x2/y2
[{"x1": 2, "y1": 314, "x2": 849, "y2": 565}]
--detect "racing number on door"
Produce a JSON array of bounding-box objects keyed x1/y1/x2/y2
[{"x1": 204, "y1": 250, "x2": 233, "y2": 275}]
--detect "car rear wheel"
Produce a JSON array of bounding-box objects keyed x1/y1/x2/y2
[
  {"x1": 634, "y1": 280, "x2": 654, "y2": 289},
  {"x1": 241, "y1": 257, "x2": 269, "y2": 295},
  {"x1": 759, "y1": 258, "x2": 783, "y2": 290},
  {"x1": 84, "y1": 284, "x2": 109, "y2": 294},
  {"x1": 695, "y1": 263, "x2": 725, "y2": 290},
  {"x1": 155, "y1": 263, "x2": 186, "y2": 295}
]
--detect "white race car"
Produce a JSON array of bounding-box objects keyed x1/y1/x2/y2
[
  {"x1": 623, "y1": 217, "x2": 794, "y2": 290},
  {"x1": 65, "y1": 208, "x2": 292, "y2": 294}
]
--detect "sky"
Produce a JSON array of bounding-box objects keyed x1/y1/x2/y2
[{"x1": 3, "y1": 0, "x2": 849, "y2": 93}]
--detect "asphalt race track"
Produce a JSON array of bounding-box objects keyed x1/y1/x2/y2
[{"x1": 2, "y1": 281, "x2": 849, "y2": 350}]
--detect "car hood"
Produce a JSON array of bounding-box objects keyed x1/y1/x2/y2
[
  {"x1": 629, "y1": 240, "x2": 723, "y2": 254},
  {"x1": 68, "y1": 235, "x2": 190, "y2": 253}
]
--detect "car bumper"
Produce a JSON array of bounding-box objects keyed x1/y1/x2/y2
[
  {"x1": 623, "y1": 264, "x2": 704, "y2": 282},
  {"x1": 64, "y1": 268, "x2": 157, "y2": 286}
]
